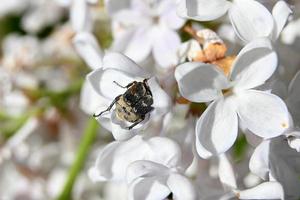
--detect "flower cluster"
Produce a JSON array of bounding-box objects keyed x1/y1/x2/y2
[{"x1": 0, "y1": 0, "x2": 300, "y2": 199}]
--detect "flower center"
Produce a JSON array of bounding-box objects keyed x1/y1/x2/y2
[{"x1": 222, "y1": 88, "x2": 233, "y2": 97}]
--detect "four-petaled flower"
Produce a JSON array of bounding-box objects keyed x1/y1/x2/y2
[{"x1": 175, "y1": 38, "x2": 290, "y2": 158}]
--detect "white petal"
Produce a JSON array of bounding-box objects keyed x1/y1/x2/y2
[
  {"x1": 110, "y1": 111, "x2": 149, "y2": 140},
  {"x1": 102, "y1": 52, "x2": 148, "y2": 77},
  {"x1": 147, "y1": 77, "x2": 171, "y2": 116},
  {"x1": 218, "y1": 154, "x2": 237, "y2": 189},
  {"x1": 229, "y1": 0, "x2": 274, "y2": 42},
  {"x1": 73, "y1": 32, "x2": 103, "y2": 70},
  {"x1": 147, "y1": 137, "x2": 182, "y2": 168},
  {"x1": 177, "y1": 0, "x2": 231, "y2": 21},
  {"x1": 152, "y1": 29, "x2": 181, "y2": 68},
  {"x1": 271, "y1": 1, "x2": 292, "y2": 40},
  {"x1": 127, "y1": 160, "x2": 169, "y2": 184},
  {"x1": 236, "y1": 181, "x2": 284, "y2": 200},
  {"x1": 80, "y1": 80, "x2": 108, "y2": 115},
  {"x1": 249, "y1": 140, "x2": 270, "y2": 179},
  {"x1": 175, "y1": 62, "x2": 229, "y2": 103},
  {"x1": 91, "y1": 136, "x2": 181, "y2": 181},
  {"x1": 124, "y1": 26, "x2": 154, "y2": 63},
  {"x1": 237, "y1": 90, "x2": 290, "y2": 138},
  {"x1": 128, "y1": 177, "x2": 170, "y2": 200},
  {"x1": 87, "y1": 68, "x2": 135, "y2": 100},
  {"x1": 70, "y1": 0, "x2": 92, "y2": 32},
  {"x1": 231, "y1": 39, "x2": 277, "y2": 90},
  {"x1": 159, "y1": 0, "x2": 185, "y2": 30},
  {"x1": 167, "y1": 173, "x2": 197, "y2": 200},
  {"x1": 195, "y1": 98, "x2": 238, "y2": 158}
]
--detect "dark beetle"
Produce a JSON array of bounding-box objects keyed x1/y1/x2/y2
[{"x1": 93, "y1": 78, "x2": 154, "y2": 130}]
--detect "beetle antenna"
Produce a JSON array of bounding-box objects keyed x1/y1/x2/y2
[{"x1": 113, "y1": 81, "x2": 126, "y2": 88}]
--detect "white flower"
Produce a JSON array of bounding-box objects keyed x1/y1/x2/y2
[
  {"x1": 175, "y1": 38, "x2": 290, "y2": 158},
  {"x1": 177, "y1": 0, "x2": 292, "y2": 42},
  {"x1": 249, "y1": 137, "x2": 300, "y2": 199},
  {"x1": 70, "y1": 0, "x2": 98, "y2": 33},
  {"x1": 126, "y1": 160, "x2": 196, "y2": 200},
  {"x1": 88, "y1": 135, "x2": 181, "y2": 182},
  {"x1": 1, "y1": 34, "x2": 42, "y2": 70},
  {"x1": 281, "y1": 18, "x2": 300, "y2": 45},
  {"x1": 87, "y1": 52, "x2": 171, "y2": 140},
  {"x1": 21, "y1": 0, "x2": 65, "y2": 33},
  {"x1": 194, "y1": 154, "x2": 284, "y2": 200},
  {"x1": 107, "y1": 0, "x2": 185, "y2": 68}
]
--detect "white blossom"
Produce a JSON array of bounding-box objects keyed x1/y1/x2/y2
[
  {"x1": 249, "y1": 137, "x2": 300, "y2": 199},
  {"x1": 177, "y1": 0, "x2": 292, "y2": 42},
  {"x1": 107, "y1": 0, "x2": 186, "y2": 68},
  {"x1": 87, "y1": 52, "x2": 171, "y2": 140},
  {"x1": 175, "y1": 38, "x2": 290, "y2": 158}
]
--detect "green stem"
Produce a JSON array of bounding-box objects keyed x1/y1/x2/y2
[{"x1": 57, "y1": 118, "x2": 98, "y2": 200}]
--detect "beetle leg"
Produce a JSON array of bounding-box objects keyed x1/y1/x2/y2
[
  {"x1": 93, "y1": 95, "x2": 121, "y2": 117},
  {"x1": 126, "y1": 115, "x2": 145, "y2": 130},
  {"x1": 113, "y1": 81, "x2": 137, "y2": 88}
]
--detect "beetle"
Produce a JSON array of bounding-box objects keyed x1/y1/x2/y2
[{"x1": 93, "y1": 78, "x2": 154, "y2": 130}]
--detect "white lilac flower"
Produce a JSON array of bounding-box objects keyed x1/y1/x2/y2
[
  {"x1": 88, "y1": 135, "x2": 182, "y2": 182},
  {"x1": 175, "y1": 38, "x2": 290, "y2": 158},
  {"x1": 1, "y1": 34, "x2": 43, "y2": 70},
  {"x1": 87, "y1": 52, "x2": 171, "y2": 140},
  {"x1": 88, "y1": 134, "x2": 196, "y2": 199},
  {"x1": 177, "y1": 0, "x2": 292, "y2": 43},
  {"x1": 193, "y1": 154, "x2": 284, "y2": 200},
  {"x1": 21, "y1": 0, "x2": 65, "y2": 33},
  {"x1": 249, "y1": 137, "x2": 300, "y2": 199},
  {"x1": 126, "y1": 160, "x2": 196, "y2": 200},
  {"x1": 107, "y1": 0, "x2": 186, "y2": 68}
]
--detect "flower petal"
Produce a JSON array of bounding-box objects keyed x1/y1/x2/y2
[
  {"x1": 124, "y1": 26, "x2": 154, "y2": 63},
  {"x1": 249, "y1": 140, "x2": 270, "y2": 180},
  {"x1": 90, "y1": 136, "x2": 181, "y2": 181},
  {"x1": 102, "y1": 52, "x2": 149, "y2": 77},
  {"x1": 195, "y1": 98, "x2": 238, "y2": 158},
  {"x1": 80, "y1": 80, "x2": 108, "y2": 115},
  {"x1": 128, "y1": 177, "x2": 170, "y2": 200},
  {"x1": 237, "y1": 90, "x2": 290, "y2": 138},
  {"x1": 167, "y1": 173, "x2": 197, "y2": 200},
  {"x1": 147, "y1": 77, "x2": 171, "y2": 116},
  {"x1": 73, "y1": 32, "x2": 103, "y2": 70},
  {"x1": 175, "y1": 62, "x2": 229, "y2": 103},
  {"x1": 218, "y1": 154, "x2": 237, "y2": 189},
  {"x1": 228, "y1": 0, "x2": 274, "y2": 42},
  {"x1": 70, "y1": 0, "x2": 92, "y2": 32},
  {"x1": 159, "y1": 0, "x2": 186, "y2": 30},
  {"x1": 152, "y1": 29, "x2": 181, "y2": 68},
  {"x1": 230, "y1": 39, "x2": 277, "y2": 90},
  {"x1": 147, "y1": 137, "x2": 182, "y2": 168},
  {"x1": 177, "y1": 0, "x2": 231, "y2": 21},
  {"x1": 271, "y1": 1, "x2": 292, "y2": 40},
  {"x1": 236, "y1": 181, "x2": 284, "y2": 200},
  {"x1": 87, "y1": 68, "x2": 135, "y2": 100},
  {"x1": 127, "y1": 160, "x2": 169, "y2": 184}
]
